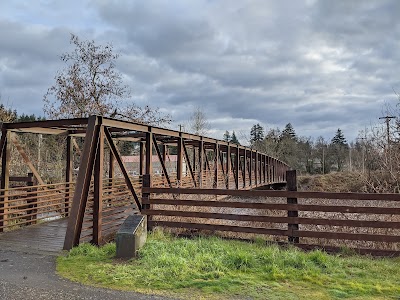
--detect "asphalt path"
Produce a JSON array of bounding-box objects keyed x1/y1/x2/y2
[{"x1": 0, "y1": 249, "x2": 175, "y2": 300}]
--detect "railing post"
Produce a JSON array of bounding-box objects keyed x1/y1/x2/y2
[
  {"x1": 243, "y1": 148, "x2": 246, "y2": 188},
  {"x1": 226, "y1": 144, "x2": 230, "y2": 189},
  {"x1": 198, "y1": 139, "x2": 203, "y2": 188},
  {"x1": 255, "y1": 151, "x2": 258, "y2": 186},
  {"x1": 139, "y1": 142, "x2": 145, "y2": 176},
  {"x1": 287, "y1": 170, "x2": 299, "y2": 244},
  {"x1": 145, "y1": 130, "x2": 153, "y2": 177},
  {"x1": 26, "y1": 172, "x2": 37, "y2": 225},
  {"x1": 0, "y1": 130, "x2": 10, "y2": 232},
  {"x1": 214, "y1": 143, "x2": 219, "y2": 188},
  {"x1": 142, "y1": 174, "x2": 152, "y2": 231},
  {"x1": 235, "y1": 146, "x2": 239, "y2": 189},
  {"x1": 177, "y1": 133, "x2": 183, "y2": 186},
  {"x1": 65, "y1": 135, "x2": 73, "y2": 216},
  {"x1": 249, "y1": 150, "x2": 253, "y2": 187}
]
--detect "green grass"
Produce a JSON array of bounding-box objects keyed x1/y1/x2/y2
[{"x1": 57, "y1": 229, "x2": 400, "y2": 299}]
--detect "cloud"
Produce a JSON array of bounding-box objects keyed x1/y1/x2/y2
[{"x1": 0, "y1": 0, "x2": 399, "y2": 142}]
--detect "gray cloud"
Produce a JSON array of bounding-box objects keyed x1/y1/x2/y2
[{"x1": 0, "y1": 0, "x2": 399, "y2": 142}]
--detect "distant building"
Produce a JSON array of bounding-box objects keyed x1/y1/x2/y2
[{"x1": 121, "y1": 155, "x2": 187, "y2": 175}]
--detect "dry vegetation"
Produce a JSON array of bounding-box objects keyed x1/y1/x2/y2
[{"x1": 148, "y1": 171, "x2": 400, "y2": 253}]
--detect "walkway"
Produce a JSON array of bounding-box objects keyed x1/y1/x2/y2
[
  {"x1": 0, "y1": 219, "x2": 67, "y2": 254},
  {"x1": 0, "y1": 248, "x2": 174, "y2": 300},
  {"x1": 0, "y1": 219, "x2": 175, "y2": 299}
]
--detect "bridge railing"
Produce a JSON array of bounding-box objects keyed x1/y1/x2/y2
[
  {"x1": 142, "y1": 172, "x2": 400, "y2": 256},
  {"x1": 0, "y1": 181, "x2": 75, "y2": 232}
]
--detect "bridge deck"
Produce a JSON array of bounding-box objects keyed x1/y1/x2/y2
[{"x1": 0, "y1": 219, "x2": 67, "y2": 255}]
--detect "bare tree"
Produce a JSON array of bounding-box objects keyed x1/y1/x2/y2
[
  {"x1": 187, "y1": 107, "x2": 210, "y2": 135},
  {"x1": 44, "y1": 34, "x2": 171, "y2": 126},
  {"x1": 0, "y1": 94, "x2": 17, "y2": 123}
]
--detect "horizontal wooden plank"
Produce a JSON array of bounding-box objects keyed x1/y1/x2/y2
[
  {"x1": 149, "y1": 220, "x2": 290, "y2": 236},
  {"x1": 143, "y1": 209, "x2": 400, "y2": 228},
  {"x1": 143, "y1": 198, "x2": 400, "y2": 214},
  {"x1": 143, "y1": 187, "x2": 400, "y2": 201},
  {"x1": 150, "y1": 220, "x2": 400, "y2": 243}
]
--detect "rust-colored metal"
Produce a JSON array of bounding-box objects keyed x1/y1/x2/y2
[
  {"x1": 0, "y1": 130, "x2": 10, "y2": 232},
  {"x1": 11, "y1": 133, "x2": 46, "y2": 186},
  {"x1": 182, "y1": 140, "x2": 196, "y2": 187},
  {"x1": 153, "y1": 135, "x2": 172, "y2": 188},
  {"x1": 64, "y1": 115, "x2": 100, "y2": 250},
  {"x1": 0, "y1": 115, "x2": 290, "y2": 249},
  {"x1": 286, "y1": 170, "x2": 299, "y2": 244},
  {"x1": 104, "y1": 127, "x2": 141, "y2": 210},
  {"x1": 65, "y1": 135, "x2": 73, "y2": 216},
  {"x1": 93, "y1": 126, "x2": 104, "y2": 245},
  {"x1": 177, "y1": 135, "x2": 183, "y2": 184}
]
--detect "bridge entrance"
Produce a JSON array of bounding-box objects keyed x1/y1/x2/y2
[{"x1": 0, "y1": 116, "x2": 288, "y2": 252}]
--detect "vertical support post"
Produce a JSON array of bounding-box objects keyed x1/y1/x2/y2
[
  {"x1": 226, "y1": 145, "x2": 230, "y2": 189},
  {"x1": 0, "y1": 130, "x2": 10, "y2": 232},
  {"x1": 139, "y1": 141, "x2": 145, "y2": 175},
  {"x1": 214, "y1": 143, "x2": 219, "y2": 188},
  {"x1": 261, "y1": 155, "x2": 264, "y2": 184},
  {"x1": 93, "y1": 126, "x2": 104, "y2": 246},
  {"x1": 235, "y1": 146, "x2": 239, "y2": 189},
  {"x1": 64, "y1": 116, "x2": 101, "y2": 250},
  {"x1": 142, "y1": 174, "x2": 152, "y2": 231},
  {"x1": 287, "y1": 170, "x2": 299, "y2": 244},
  {"x1": 243, "y1": 149, "x2": 246, "y2": 188},
  {"x1": 177, "y1": 135, "x2": 183, "y2": 185},
  {"x1": 162, "y1": 143, "x2": 167, "y2": 176},
  {"x1": 259, "y1": 154, "x2": 262, "y2": 184},
  {"x1": 192, "y1": 145, "x2": 196, "y2": 172},
  {"x1": 145, "y1": 131, "x2": 153, "y2": 176},
  {"x1": 249, "y1": 151, "x2": 253, "y2": 187},
  {"x1": 255, "y1": 151, "x2": 258, "y2": 186},
  {"x1": 109, "y1": 148, "x2": 114, "y2": 191},
  {"x1": 26, "y1": 173, "x2": 37, "y2": 225},
  {"x1": 65, "y1": 135, "x2": 73, "y2": 216},
  {"x1": 198, "y1": 139, "x2": 203, "y2": 187},
  {"x1": 272, "y1": 159, "x2": 276, "y2": 183}
]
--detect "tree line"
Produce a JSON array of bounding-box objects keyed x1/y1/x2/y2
[{"x1": 238, "y1": 122, "x2": 359, "y2": 175}]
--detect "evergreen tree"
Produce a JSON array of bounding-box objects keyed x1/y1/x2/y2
[
  {"x1": 331, "y1": 128, "x2": 347, "y2": 145},
  {"x1": 281, "y1": 123, "x2": 296, "y2": 140},
  {"x1": 330, "y1": 128, "x2": 348, "y2": 171},
  {"x1": 223, "y1": 130, "x2": 231, "y2": 142},
  {"x1": 17, "y1": 114, "x2": 46, "y2": 122},
  {"x1": 230, "y1": 131, "x2": 240, "y2": 145},
  {"x1": 250, "y1": 123, "x2": 264, "y2": 144}
]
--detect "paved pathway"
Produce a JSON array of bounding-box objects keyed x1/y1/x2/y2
[{"x1": 0, "y1": 247, "x2": 174, "y2": 299}]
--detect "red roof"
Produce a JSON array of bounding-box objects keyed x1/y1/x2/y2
[{"x1": 122, "y1": 155, "x2": 178, "y2": 163}]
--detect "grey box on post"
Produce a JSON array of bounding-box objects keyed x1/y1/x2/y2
[{"x1": 115, "y1": 215, "x2": 147, "y2": 259}]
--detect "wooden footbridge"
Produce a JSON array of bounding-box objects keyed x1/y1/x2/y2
[{"x1": 0, "y1": 115, "x2": 289, "y2": 252}]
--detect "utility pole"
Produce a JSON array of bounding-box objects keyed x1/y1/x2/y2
[
  {"x1": 357, "y1": 137, "x2": 366, "y2": 174},
  {"x1": 349, "y1": 147, "x2": 352, "y2": 172},
  {"x1": 379, "y1": 116, "x2": 395, "y2": 172},
  {"x1": 379, "y1": 116, "x2": 395, "y2": 147}
]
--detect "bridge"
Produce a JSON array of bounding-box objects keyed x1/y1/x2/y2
[{"x1": 0, "y1": 115, "x2": 289, "y2": 252}]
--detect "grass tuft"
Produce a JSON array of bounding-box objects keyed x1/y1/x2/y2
[{"x1": 57, "y1": 230, "x2": 400, "y2": 299}]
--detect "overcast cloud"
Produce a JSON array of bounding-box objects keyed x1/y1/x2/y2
[{"x1": 0, "y1": 0, "x2": 399, "y2": 143}]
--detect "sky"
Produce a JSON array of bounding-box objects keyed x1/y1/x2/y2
[{"x1": 0, "y1": 0, "x2": 400, "y2": 144}]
